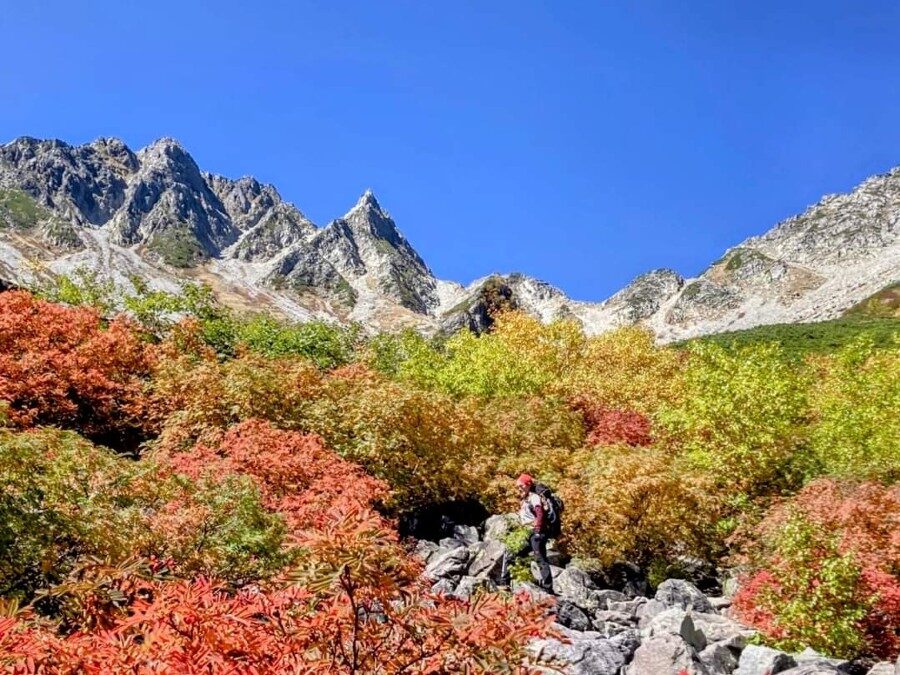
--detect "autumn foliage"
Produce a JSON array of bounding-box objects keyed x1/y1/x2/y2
[
  {"x1": 1, "y1": 287, "x2": 898, "y2": 665},
  {"x1": 0, "y1": 291, "x2": 155, "y2": 439}
]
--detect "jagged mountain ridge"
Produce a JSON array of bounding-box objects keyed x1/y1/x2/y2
[{"x1": 0, "y1": 135, "x2": 897, "y2": 339}]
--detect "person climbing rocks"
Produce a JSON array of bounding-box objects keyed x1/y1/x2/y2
[{"x1": 499, "y1": 473, "x2": 556, "y2": 593}]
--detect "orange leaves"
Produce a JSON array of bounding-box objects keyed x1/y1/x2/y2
[{"x1": 0, "y1": 291, "x2": 155, "y2": 439}]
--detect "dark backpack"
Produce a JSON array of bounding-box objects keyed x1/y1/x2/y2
[{"x1": 534, "y1": 483, "x2": 564, "y2": 538}]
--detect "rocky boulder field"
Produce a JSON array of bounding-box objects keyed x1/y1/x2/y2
[{"x1": 415, "y1": 514, "x2": 900, "y2": 675}]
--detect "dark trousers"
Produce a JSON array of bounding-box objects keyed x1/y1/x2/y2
[{"x1": 500, "y1": 532, "x2": 554, "y2": 592}]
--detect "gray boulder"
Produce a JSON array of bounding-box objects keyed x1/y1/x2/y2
[
  {"x1": 699, "y1": 642, "x2": 739, "y2": 675},
  {"x1": 793, "y1": 647, "x2": 848, "y2": 671},
  {"x1": 424, "y1": 546, "x2": 470, "y2": 580},
  {"x1": 467, "y1": 539, "x2": 506, "y2": 579},
  {"x1": 645, "y1": 608, "x2": 756, "y2": 647},
  {"x1": 735, "y1": 644, "x2": 797, "y2": 675},
  {"x1": 609, "y1": 628, "x2": 642, "y2": 661},
  {"x1": 512, "y1": 580, "x2": 554, "y2": 603},
  {"x1": 483, "y1": 513, "x2": 517, "y2": 542},
  {"x1": 625, "y1": 633, "x2": 710, "y2": 674},
  {"x1": 529, "y1": 635, "x2": 631, "y2": 675},
  {"x1": 438, "y1": 537, "x2": 466, "y2": 550},
  {"x1": 556, "y1": 600, "x2": 593, "y2": 632},
  {"x1": 452, "y1": 575, "x2": 496, "y2": 599},
  {"x1": 656, "y1": 579, "x2": 714, "y2": 613},
  {"x1": 554, "y1": 566, "x2": 599, "y2": 610},
  {"x1": 431, "y1": 578, "x2": 456, "y2": 595},
  {"x1": 414, "y1": 540, "x2": 440, "y2": 563},
  {"x1": 777, "y1": 666, "x2": 843, "y2": 675},
  {"x1": 642, "y1": 609, "x2": 707, "y2": 651},
  {"x1": 636, "y1": 598, "x2": 669, "y2": 627},
  {"x1": 453, "y1": 524, "x2": 480, "y2": 546},
  {"x1": 866, "y1": 664, "x2": 895, "y2": 675}
]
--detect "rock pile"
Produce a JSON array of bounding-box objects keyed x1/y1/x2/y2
[{"x1": 415, "y1": 514, "x2": 898, "y2": 675}]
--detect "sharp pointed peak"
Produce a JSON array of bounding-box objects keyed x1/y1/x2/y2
[{"x1": 347, "y1": 188, "x2": 383, "y2": 214}]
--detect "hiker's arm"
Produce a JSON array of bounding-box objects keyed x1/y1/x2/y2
[{"x1": 533, "y1": 501, "x2": 545, "y2": 534}]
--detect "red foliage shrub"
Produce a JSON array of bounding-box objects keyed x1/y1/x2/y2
[
  {"x1": 161, "y1": 419, "x2": 389, "y2": 531},
  {"x1": 733, "y1": 479, "x2": 900, "y2": 659},
  {"x1": 0, "y1": 291, "x2": 155, "y2": 438},
  {"x1": 570, "y1": 396, "x2": 653, "y2": 447}
]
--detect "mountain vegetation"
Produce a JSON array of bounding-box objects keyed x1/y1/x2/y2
[{"x1": 0, "y1": 278, "x2": 897, "y2": 671}]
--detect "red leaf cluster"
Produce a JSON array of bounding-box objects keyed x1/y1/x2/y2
[{"x1": 570, "y1": 396, "x2": 653, "y2": 447}]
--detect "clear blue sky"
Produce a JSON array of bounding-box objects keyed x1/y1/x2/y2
[{"x1": 2, "y1": 1, "x2": 899, "y2": 300}]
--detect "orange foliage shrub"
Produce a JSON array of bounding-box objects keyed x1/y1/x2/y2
[{"x1": 0, "y1": 291, "x2": 155, "y2": 438}]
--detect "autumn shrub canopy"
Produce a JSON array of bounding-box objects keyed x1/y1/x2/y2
[{"x1": 0, "y1": 281, "x2": 898, "y2": 667}]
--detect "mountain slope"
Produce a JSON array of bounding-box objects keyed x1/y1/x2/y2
[{"x1": 0, "y1": 135, "x2": 897, "y2": 339}]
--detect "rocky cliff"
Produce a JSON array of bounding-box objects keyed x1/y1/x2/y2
[{"x1": 1, "y1": 135, "x2": 897, "y2": 339}]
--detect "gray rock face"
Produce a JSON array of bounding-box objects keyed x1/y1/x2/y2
[
  {"x1": 556, "y1": 600, "x2": 593, "y2": 632},
  {"x1": 530, "y1": 634, "x2": 631, "y2": 675},
  {"x1": 699, "y1": 642, "x2": 739, "y2": 675},
  {"x1": 625, "y1": 633, "x2": 710, "y2": 675},
  {"x1": 1, "y1": 134, "x2": 896, "y2": 341},
  {"x1": 424, "y1": 546, "x2": 470, "y2": 580},
  {"x1": 467, "y1": 539, "x2": 505, "y2": 579},
  {"x1": 655, "y1": 579, "x2": 715, "y2": 613},
  {"x1": 453, "y1": 524, "x2": 480, "y2": 546},
  {"x1": 483, "y1": 513, "x2": 517, "y2": 542},
  {"x1": 735, "y1": 645, "x2": 797, "y2": 675}
]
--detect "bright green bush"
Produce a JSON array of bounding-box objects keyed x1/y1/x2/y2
[
  {"x1": 808, "y1": 339, "x2": 900, "y2": 482},
  {"x1": 659, "y1": 342, "x2": 812, "y2": 498},
  {"x1": 0, "y1": 427, "x2": 287, "y2": 604}
]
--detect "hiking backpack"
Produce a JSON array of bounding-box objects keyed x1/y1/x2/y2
[{"x1": 534, "y1": 483, "x2": 564, "y2": 538}]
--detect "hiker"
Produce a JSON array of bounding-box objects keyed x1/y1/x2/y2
[{"x1": 499, "y1": 473, "x2": 557, "y2": 593}]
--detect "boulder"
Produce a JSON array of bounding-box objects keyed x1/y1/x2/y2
[
  {"x1": 777, "y1": 666, "x2": 844, "y2": 675},
  {"x1": 610, "y1": 596, "x2": 649, "y2": 616},
  {"x1": 644, "y1": 609, "x2": 755, "y2": 646},
  {"x1": 529, "y1": 635, "x2": 631, "y2": 675},
  {"x1": 556, "y1": 600, "x2": 592, "y2": 632},
  {"x1": 709, "y1": 596, "x2": 732, "y2": 611},
  {"x1": 594, "y1": 609, "x2": 638, "y2": 627},
  {"x1": 452, "y1": 575, "x2": 496, "y2": 599},
  {"x1": 554, "y1": 566, "x2": 599, "y2": 610},
  {"x1": 595, "y1": 621, "x2": 634, "y2": 638},
  {"x1": 793, "y1": 647, "x2": 848, "y2": 672},
  {"x1": 642, "y1": 609, "x2": 707, "y2": 651},
  {"x1": 625, "y1": 633, "x2": 710, "y2": 674},
  {"x1": 656, "y1": 579, "x2": 714, "y2": 613},
  {"x1": 512, "y1": 580, "x2": 554, "y2": 604},
  {"x1": 866, "y1": 665, "x2": 895, "y2": 675},
  {"x1": 609, "y1": 628, "x2": 642, "y2": 661},
  {"x1": 735, "y1": 644, "x2": 797, "y2": 675},
  {"x1": 467, "y1": 540, "x2": 506, "y2": 579},
  {"x1": 438, "y1": 537, "x2": 466, "y2": 550},
  {"x1": 424, "y1": 546, "x2": 470, "y2": 580},
  {"x1": 593, "y1": 589, "x2": 628, "y2": 606},
  {"x1": 483, "y1": 513, "x2": 517, "y2": 542},
  {"x1": 699, "y1": 642, "x2": 739, "y2": 675},
  {"x1": 636, "y1": 598, "x2": 668, "y2": 627},
  {"x1": 431, "y1": 578, "x2": 456, "y2": 595},
  {"x1": 453, "y1": 524, "x2": 480, "y2": 546},
  {"x1": 414, "y1": 540, "x2": 440, "y2": 563}
]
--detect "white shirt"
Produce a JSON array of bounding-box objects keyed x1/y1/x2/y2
[{"x1": 518, "y1": 492, "x2": 542, "y2": 526}]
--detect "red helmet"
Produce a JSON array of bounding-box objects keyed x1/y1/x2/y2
[{"x1": 516, "y1": 473, "x2": 534, "y2": 488}]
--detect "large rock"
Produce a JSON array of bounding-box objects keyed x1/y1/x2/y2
[
  {"x1": 424, "y1": 546, "x2": 470, "y2": 580},
  {"x1": 467, "y1": 540, "x2": 506, "y2": 579},
  {"x1": 554, "y1": 566, "x2": 599, "y2": 609},
  {"x1": 414, "y1": 540, "x2": 439, "y2": 563},
  {"x1": 793, "y1": 647, "x2": 848, "y2": 672},
  {"x1": 625, "y1": 634, "x2": 710, "y2": 674},
  {"x1": 452, "y1": 575, "x2": 495, "y2": 599},
  {"x1": 644, "y1": 608, "x2": 756, "y2": 646},
  {"x1": 642, "y1": 609, "x2": 707, "y2": 651},
  {"x1": 529, "y1": 635, "x2": 631, "y2": 675},
  {"x1": 777, "y1": 666, "x2": 844, "y2": 674},
  {"x1": 699, "y1": 642, "x2": 739, "y2": 675},
  {"x1": 453, "y1": 524, "x2": 480, "y2": 546},
  {"x1": 556, "y1": 600, "x2": 593, "y2": 632},
  {"x1": 636, "y1": 598, "x2": 668, "y2": 627},
  {"x1": 655, "y1": 579, "x2": 714, "y2": 613},
  {"x1": 483, "y1": 513, "x2": 517, "y2": 542},
  {"x1": 866, "y1": 665, "x2": 896, "y2": 675},
  {"x1": 512, "y1": 580, "x2": 554, "y2": 604},
  {"x1": 735, "y1": 644, "x2": 797, "y2": 675}
]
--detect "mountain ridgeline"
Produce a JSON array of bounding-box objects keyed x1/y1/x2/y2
[{"x1": 0, "y1": 135, "x2": 897, "y2": 339}]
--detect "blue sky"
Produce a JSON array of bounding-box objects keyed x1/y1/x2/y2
[{"x1": 2, "y1": 1, "x2": 899, "y2": 300}]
